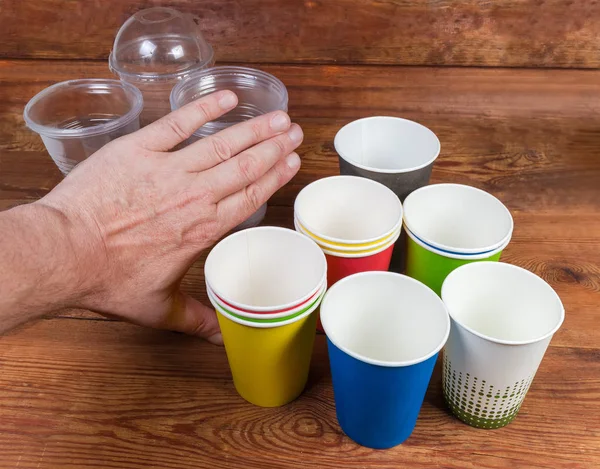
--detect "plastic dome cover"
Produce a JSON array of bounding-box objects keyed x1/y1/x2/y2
[{"x1": 109, "y1": 7, "x2": 214, "y2": 82}]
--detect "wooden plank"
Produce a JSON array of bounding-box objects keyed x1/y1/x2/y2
[
  {"x1": 2, "y1": 1, "x2": 600, "y2": 68},
  {"x1": 0, "y1": 318, "x2": 597, "y2": 468}
]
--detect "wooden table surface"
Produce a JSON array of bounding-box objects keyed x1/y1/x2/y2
[{"x1": 1, "y1": 60, "x2": 599, "y2": 468}]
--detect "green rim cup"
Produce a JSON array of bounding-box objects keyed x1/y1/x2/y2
[
  {"x1": 207, "y1": 287, "x2": 325, "y2": 324},
  {"x1": 405, "y1": 226, "x2": 506, "y2": 296}
]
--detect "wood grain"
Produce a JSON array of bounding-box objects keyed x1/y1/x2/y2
[
  {"x1": 2, "y1": 1, "x2": 600, "y2": 68},
  {"x1": 1, "y1": 57, "x2": 600, "y2": 467},
  {"x1": 0, "y1": 319, "x2": 598, "y2": 469},
  {"x1": 2, "y1": 60, "x2": 600, "y2": 351}
]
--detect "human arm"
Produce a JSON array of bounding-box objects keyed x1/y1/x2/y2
[{"x1": 0, "y1": 90, "x2": 302, "y2": 342}]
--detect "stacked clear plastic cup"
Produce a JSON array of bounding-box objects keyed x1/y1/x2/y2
[
  {"x1": 109, "y1": 7, "x2": 215, "y2": 127},
  {"x1": 23, "y1": 79, "x2": 143, "y2": 175},
  {"x1": 171, "y1": 66, "x2": 289, "y2": 230}
]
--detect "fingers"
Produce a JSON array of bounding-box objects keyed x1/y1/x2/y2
[
  {"x1": 131, "y1": 90, "x2": 238, "y2": 152},
  {"x1": 204, "y1": 124, "x2": 303, "y2": 201},
  {"x1": 176, "y1": 111, "x2": 292, "y2": 172},
  {"x1": 217, "y1": 152, "x2": 301, "y2": 230},
  {"x1": 168, "y1": 292, "x2": 223, "y2": 344}
]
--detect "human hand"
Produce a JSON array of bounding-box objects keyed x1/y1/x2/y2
[{"x1": 35, "y1": 90, "x2": 302, "y2": 344}]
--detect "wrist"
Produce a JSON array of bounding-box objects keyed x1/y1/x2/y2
[{"x1": 0, "y1": 202, "x2": 103, "y2": 319}]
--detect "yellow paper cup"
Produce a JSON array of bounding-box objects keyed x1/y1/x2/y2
[{"x1": 210, "y1": 294, "x2": 320, "y2": 407}]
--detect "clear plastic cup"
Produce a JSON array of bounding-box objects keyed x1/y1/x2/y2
[
  {"x1": 109, "y1": 7, "x2": 215, "y2": 126},
  {"x1": 170, "y1": 66, "x2": 289, "y2": 229},
  {"x1": 23, "y1": 79, "x2": 143, "y2": 175}
]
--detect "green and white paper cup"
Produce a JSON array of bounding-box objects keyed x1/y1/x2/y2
[
  {"x1": 441, "y1": 262, "x2": 565, "y2": 429},
  {"x1": 404, "y1": 184, "x2": 513, "y2": 295}
]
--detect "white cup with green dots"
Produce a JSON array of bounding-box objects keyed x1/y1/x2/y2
[{"x1": 440, "y1": 262, "x2": 565, "y2": 429}]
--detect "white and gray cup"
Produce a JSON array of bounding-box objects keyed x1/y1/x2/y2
[
  {"x1": 334, "y1": 116, "x2": 440, "y2": 271},
  {"x1": 24, "y1": 79, "x2": 143, "y2": 175}
]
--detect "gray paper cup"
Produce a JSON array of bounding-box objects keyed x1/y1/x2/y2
[{"x1": 334, "y1": 116, "x2": 440, "y2": 272}]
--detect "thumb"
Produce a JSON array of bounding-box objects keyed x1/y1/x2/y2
[{"x1": 170, "y1": 291, "x2": 223, "y2": 345}]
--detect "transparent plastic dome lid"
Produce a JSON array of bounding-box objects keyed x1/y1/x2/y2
[{"x1": 109, "y1": 7, "x2": 214, "y2": 82}]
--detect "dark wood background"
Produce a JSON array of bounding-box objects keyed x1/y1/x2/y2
[
  {"x1": 0, "y1": 1, "x2": 599, "y2": 468},
  {"x1": 3, "y1": 0, "x2": 600, "y2": 67}
]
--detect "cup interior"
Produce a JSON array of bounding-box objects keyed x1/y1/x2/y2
[
  {"x1": 294, "y1": 176, "x2": 402, "y2": 244},
  {"x1": 321, "y1": 272, "x2": 449, "y2": 366},
  {"x1": 334, "y1": 116, "x2": 440, "y2": 173},
  {"x1": 441, "y1": 262, "x2": 565, "y2": 344},
  {"x1": 24, "y1": 79, "x2": 143, "y2": 138},
  {"x1": 205, "y1": 227, "x2": 326, "y2": 309},
  {"x1": 403, "y1": 184, "x2": 513, "y2": 253}
]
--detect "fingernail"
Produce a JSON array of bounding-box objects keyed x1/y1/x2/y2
[
  {"x1": 218, "y1": 92, "x2": 237, "y2": 110},
  {"x1": 270, "y1": 113, "x2": 289, "y2": 132},
  {"x1": 207, "y1": 332, "x2": 223, "y2": 345},
  {"x1": 286, "y1": 152, "x2": 301, "y2": 169},
  {"x1": 288, "y1": 125, "x2": 303, "y2": 144}
]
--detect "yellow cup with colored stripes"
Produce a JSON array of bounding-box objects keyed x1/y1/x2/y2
[{"x1": 210, "y1": 294, "x2": 320, "y2": 407}]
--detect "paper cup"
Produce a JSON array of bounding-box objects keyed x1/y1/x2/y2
[
  {"x1": 405, "y1": 225, "x2": 506, "y2": 296},
  {"x1": 294, "y1": 176, "x2": 402, "y2": 246},
  {"x1": 403, "y1": 184, "x2": 513, "y2": 254},
  {"x1": 209, "y1": 292, "x2": 320, "y2": 407},
  {"x1": 441, "y1": 262, "x2": 565, "y2": 429},
  {"x1": 294, "y1": 217, "x2": 398, "y2": 252},
  {"x1": 204, "y1": 227, "x2": 327, "y2": 311},
  {"x1": 321, "y1": 272, "x2": 450, "y2": 448},
  {"x1": 324, "y1": 229, "x2": 400, "y2": 283},
  {"x1": 334, "y1": 116, "x2": 440, "y2": 202},
  {"x1": 207, "y1": 281, "x2": 326, "y2": 322}
]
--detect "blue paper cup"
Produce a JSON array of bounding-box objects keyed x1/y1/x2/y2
[{"x1": 320, "y1": 271, "x2": 450, "y2": 449}]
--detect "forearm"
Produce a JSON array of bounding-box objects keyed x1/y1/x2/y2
[{"x1": 0, "y1": 203, "x2": 85, "y2": 332}]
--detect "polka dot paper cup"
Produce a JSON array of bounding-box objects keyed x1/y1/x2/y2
[{"x1": 441, "y1": 262, "x2": 565, "y2": 429}]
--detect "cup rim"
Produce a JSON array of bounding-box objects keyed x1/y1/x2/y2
[
  {"x1": 204, "y1": 226, "x2": 327, "y2": 311},
  {"x1": 403, "y1": 183, "x2": 514, "y2": 254},
  {"x1": 405, "y1": 224, "x2": 509, "y2": 260},
  {"x1": 321, "y1": 271, "x2": 450, "y2": 367},
  {"x1": 208, "y1": 284, "x2": 325, "y2": 323},
  {"x1": 294, "y1": 217, "x2": 398, "y2": 251},
  {"x1": 170, "y1": 66, "x2": 289, "y2": 135},
  {"x1": 316, "y1": 226, "x2": 400, "y2": 258},
  {"x1": 211, "y1": 287, "x2": 322, "y2": 329},
  {"x1": 334, "y1": 116, "x2": 441, "y2": 174},
  {"x1": 441, "y1": 262, "x2": 565, "y2": 346},
  {"x1": 23, "y1": 79, "x2": 144, "y2": 139},
  {"x1": 294, "y1": 175, "x2": 403, "y2": 245},
  {"x1": 207, "y1": 280, "x2": 326, "y2": 319},
  {"x1": 405, "y1": 223, "x2": 512, "y2": 257}
]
